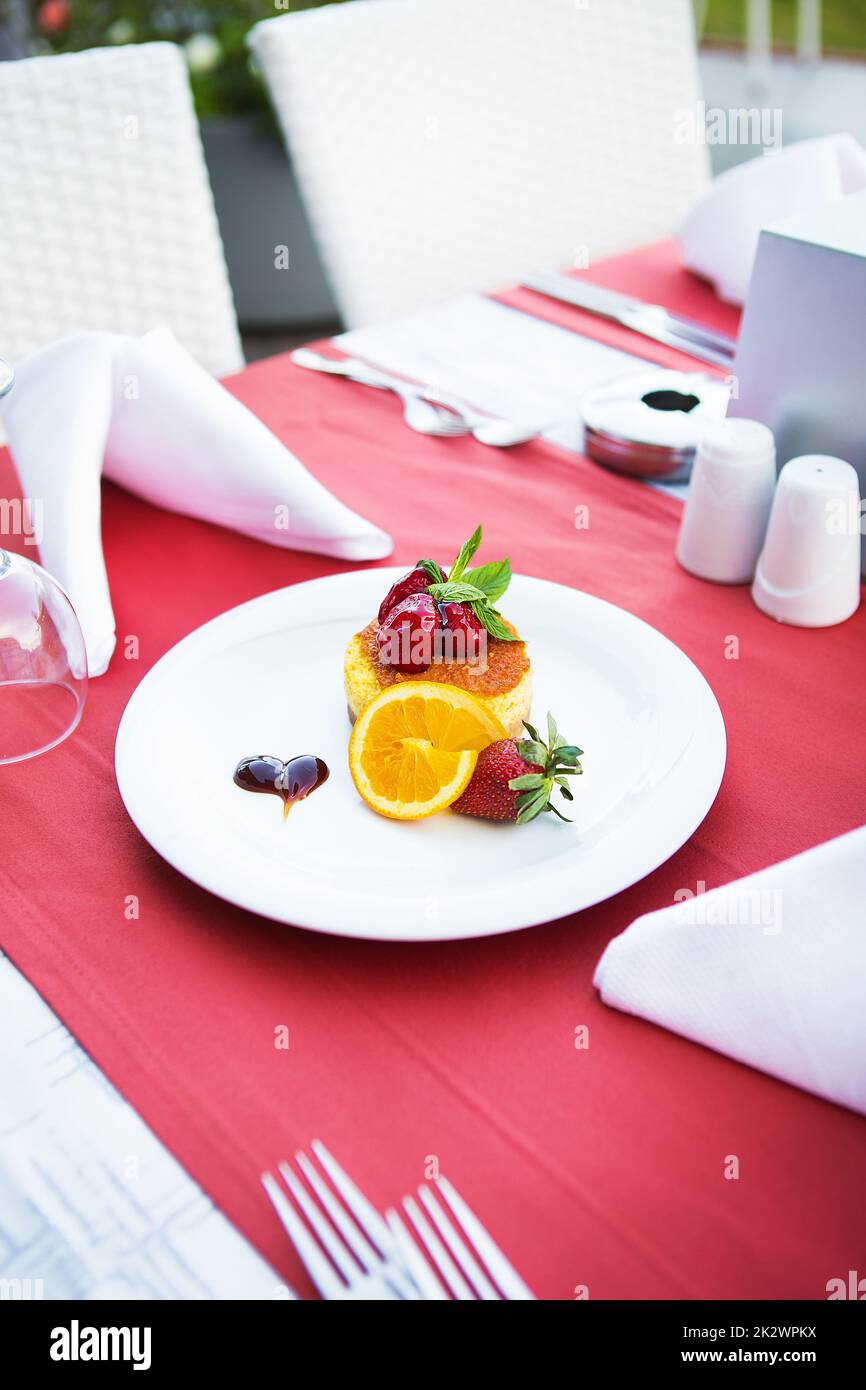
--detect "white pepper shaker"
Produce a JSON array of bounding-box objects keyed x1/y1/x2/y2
[
  {"x1": 752, "y1": 455, "x2": 861, "y2": 627},
  {"x1": 676, "y1": 418, "x2": 777, "y2": 583}
]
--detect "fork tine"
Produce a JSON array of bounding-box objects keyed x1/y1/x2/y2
[
  {"x1": 261, "y1": 1171, "x2": 343, "y2": 1300},
  {"x1": 402, "y1": 1194, "x2": 475, "y2": 1300},
  {"x1": 435, "y1": 1175, "x2": 535, "y2": 1300},
  {"x1": 309, "y1": 1141, "x2": 419, "y2": 1299},
  {"x1": 310, "y1": 1140, "x2": 393, "y2": 1256},
  {"x1": 294, "y1": 1150, "x2": 388, "y2": 1274},
  {"x1": 418, "y1": 1185, "x2": 501, "y2": 1300},
  {"x1": 385, "y1": 1208, "x2": 448, "y2": 1301},
  {"x1": 277, "y1": 1161, "x2": 360, "y2": 1285}
]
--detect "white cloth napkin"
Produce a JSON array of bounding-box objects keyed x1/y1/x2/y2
[
  {"x1": 678, "y1": 134, "x2": 866, "y2": 304},
  {"x1": 1, "y1": 326, "x2": 392, "y2": 675},
  {"x1": 594, "y1": 826, "x2": 866, "y2": 1115}
]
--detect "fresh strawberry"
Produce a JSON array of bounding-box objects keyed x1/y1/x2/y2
[
  {"x1": 452, "y1": 714, "x2": 583, "y2": 824},
  {"x1": 452, "y1": 740, "x2": 543, "y2": 822}
]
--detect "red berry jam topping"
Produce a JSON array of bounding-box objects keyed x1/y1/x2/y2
[
  {"x1": 376, "y1": 592, "x2": 438, "y2": 672},
  {"x1": 377, "y1": 567, "x2": 431, "y2": 625},
  {"x1": 437, "y1": 601, "x2": 484, "y2": 662}
]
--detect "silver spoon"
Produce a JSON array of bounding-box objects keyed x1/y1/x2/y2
[
  {"x1": 290, "y1": 348, "x2": 468, "y2": 438},
  {"x1": 421, "y1": 386, "x2": 541, "y2": 447}
]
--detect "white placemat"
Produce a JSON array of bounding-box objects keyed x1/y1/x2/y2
[
  {"x1": 337, "y1": 293, "x2": 691, "y2": 497},
  {"x1": 0, "y1": 952, "x2": 285, "y2": 1300}
]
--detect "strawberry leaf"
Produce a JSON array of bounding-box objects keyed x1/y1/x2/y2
[
  {"x1": 517, "y1": 789, "x2": 553, "y2": 817},
  {"x1": 555, "y1": 745, "x2": 583, "y2": 764},
  {"x1": 511, "y1": 711, "x2": 583, "y2": 825},
  {"x1": 516, "y1": 739, "x2": 547, "y2": 766},
  {"x1": 516, "y1": 787, "x2": 551, "y2": 824}
]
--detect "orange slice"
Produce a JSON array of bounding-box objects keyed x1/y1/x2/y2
[{"x1": 349, "y1": 682, "x2": 506, "y2": 820}]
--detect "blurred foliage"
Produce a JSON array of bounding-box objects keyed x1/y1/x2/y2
[
  {"x1": 2, "y1": 1, "x2": 864, "y2": 124},
  {"x1": 2, "y1": 1, "x2": 351, "y2": 118},
  {"x1": 700, "y1": 0, "x2": 866, "y2": 54}
]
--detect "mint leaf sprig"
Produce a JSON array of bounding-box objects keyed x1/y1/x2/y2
[
  {"x1": 462, "y1": 557, "x2": 512, "y2": 605},
  {"x1": 418, "y1": 525, "x2": 518, "y2": 641},
  {"x1": 427, "y1": 580, "x2": 487, "y2": 603},
  {"x1": 473, "y1": 605, "x2": 517, "y2": 641},
  {"x1": 447, "y1": 525, "x2": 482, "y2": 582}
]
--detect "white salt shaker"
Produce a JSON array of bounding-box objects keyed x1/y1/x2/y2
[
  {"x1": 676, "y1": 418, "x2": 777, "y2": 583},
  {"x1": 752, "y1": 455, "x2": 861, "y2": 627}
]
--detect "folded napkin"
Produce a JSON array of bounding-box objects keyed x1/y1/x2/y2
[
  {"x1": 594, "y1": 826, "x2": 866, "y2": 1115},
  {"x1": 678, "y1": 133, "x2": 866, "y2": 304},
  {"x1": 1, "y1": 327, "x2": 392, "y2": 675}
]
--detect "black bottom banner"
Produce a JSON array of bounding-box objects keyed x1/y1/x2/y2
[{"x1": 0, "y1": 1296, "x2": 860, "y2": 1375}]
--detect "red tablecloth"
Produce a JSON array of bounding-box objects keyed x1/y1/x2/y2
[{"x1": 2, "y1": 242, "x2": 864, "y2": 1300}]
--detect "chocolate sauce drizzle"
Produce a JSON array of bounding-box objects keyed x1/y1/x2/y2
[{"x1": 233, "y1": 755, "x2": 329, "y2": 819}]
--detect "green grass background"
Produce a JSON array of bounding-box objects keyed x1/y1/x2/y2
[{"x1": 700, "y1": 0, "x2": 866, "y2": 53}]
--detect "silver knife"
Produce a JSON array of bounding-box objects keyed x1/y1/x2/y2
[{"x1": 520, "y1": 272, "x2": 736, "y2": 369}]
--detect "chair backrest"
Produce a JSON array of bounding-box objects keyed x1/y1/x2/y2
[
  {"x1": 250, "y1": 0, "x2": 709, "y2": 328},
  {"x1": 0, "y1": 43, "x2": 243, "y2": 376}
]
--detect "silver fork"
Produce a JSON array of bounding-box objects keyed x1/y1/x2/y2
[
  {"x1": 290, "y1": 348, "x2": 468, "y2": 438},
  {"x1": 261, "y1": 1141, "x2": 421, "y2": 1300},
  {"x1": 421, "y1": 387, "x2": 542, "y2": 447},
  {"x1": 386, "y1": 1176, "x2": 536, "y2": 1300}
]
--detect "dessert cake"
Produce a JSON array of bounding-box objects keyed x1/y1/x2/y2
[{"x1": 343, "y1": 526, "x2": 532, "y2": 737}]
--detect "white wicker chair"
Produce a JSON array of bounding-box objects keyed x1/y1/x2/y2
[
  {"x1": 249, "y1": 0, "x2": 709, "y2": 328},
  {"x1": 0, "y1": 43, "x2": 243, "y2": 376}
]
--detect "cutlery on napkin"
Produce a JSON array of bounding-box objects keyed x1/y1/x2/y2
[
  {"x1": 292, "y1": 347, "x2": 540, "y2": 446},
  {"x1": 678, "y1": 133, "x2": 866, "y2": 305},
  {"x1": 519, "y1": 274, "x2": 736, "y2": 368},
  {"x1": 594, "y1": 825, "x2": 866, "y2": 1115},
  {"x1": 1, "y1": 326, "x2": 393, "y2": 675}
]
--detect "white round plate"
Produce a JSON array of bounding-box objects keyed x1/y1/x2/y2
[{"x1": 115, "y1": 570, "x2": 725, "y2": 941}]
